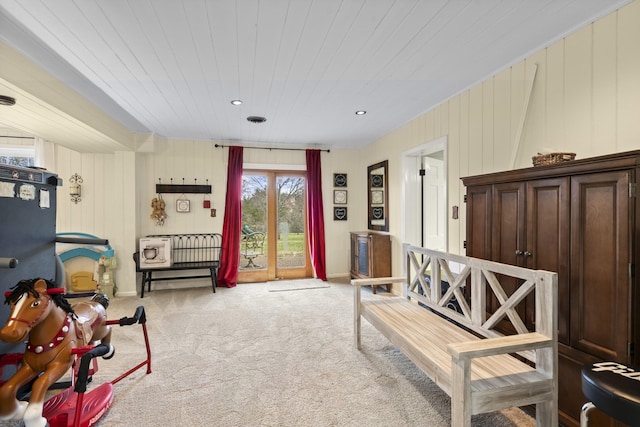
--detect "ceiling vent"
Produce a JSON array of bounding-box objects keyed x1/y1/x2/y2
[
  {"x1": 247, "y1": 116, "x2": 266, "y2": 123},
  {"x1": 0, "y1": 95, "x2": 16, "y2": 106}
]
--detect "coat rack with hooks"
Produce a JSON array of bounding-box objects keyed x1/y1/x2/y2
[{"x1": 156, "y1": 178, "x2": 211, "y2": 194}]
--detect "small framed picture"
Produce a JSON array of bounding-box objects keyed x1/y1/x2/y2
[
  {"x1": 371, "y1": 190, "x2": 383, "y2": 205},
  {"x1": 176, "y1": 198, "x2": 190, "y2": 213},
  {"x1": 334, "y1": 190, "x2": 347, "y2": 204},
  {"x1": 371, "y1": 206, "x2": 384, "y2": 220},
  {"x1": 333, "y1": 207, "x2": 347, "y2": 221},
  {"x1": 334, "y1": 173, "x2": 347, "y2": 187},
  {"x1": 371, "y1": 174, "x2": 384, "y2": 188}
]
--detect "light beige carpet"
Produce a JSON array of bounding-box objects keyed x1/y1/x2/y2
[{"x1": 1, "y1": 278, "x2": 536, "y2": 426}]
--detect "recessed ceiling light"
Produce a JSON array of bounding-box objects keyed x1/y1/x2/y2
[
  {"x1": 247, "y1": 116, "x2": 266, "y2": 123},
  {"x1": 0, "y1": 95, "x2": 16, "y2": 106},
  {"x1": 231, "y1": 100, "x2": 243, "y2": 105},
  {"x1": 355, "y1": 110, "x2": 367, "y2": 115}
]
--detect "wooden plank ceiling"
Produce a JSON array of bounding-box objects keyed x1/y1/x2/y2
[{"x1": 0, "y1": 0, "x2": 630, "y2": 152}]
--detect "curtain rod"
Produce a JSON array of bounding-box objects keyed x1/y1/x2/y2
[
  {"x1": 0, "y1": 135, "x2": 35, "y2": 140},
  {"x1": 215, "y1": 143, "x2": 329, "y2": 153}
]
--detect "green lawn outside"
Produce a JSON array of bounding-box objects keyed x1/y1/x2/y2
[
  {"x1": 241, "y1": 232, "x2": 305, "y2": 253},
  {"x1": 276, "y1": 232, "x2": 304, "y2": 253}
]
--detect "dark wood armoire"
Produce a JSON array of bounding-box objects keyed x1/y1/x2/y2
[{"x1": 462, "y1": 150, "x2": 640, "y2": 427}]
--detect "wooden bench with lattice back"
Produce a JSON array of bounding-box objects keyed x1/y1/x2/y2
[{"x1": 352, "y1": 244, "x2": 558, "y2": 427}]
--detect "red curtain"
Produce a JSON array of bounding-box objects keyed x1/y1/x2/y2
[
  {"x1": 217, "y1": 146, "x2": 243, "y2": 288},
  {"x1": 306, "y1": 149, "x2": 327, "y2": 281}
]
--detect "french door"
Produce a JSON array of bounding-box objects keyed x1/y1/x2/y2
[{"x1": 237, "y1": 170, "x2": 312, "y2": 283}]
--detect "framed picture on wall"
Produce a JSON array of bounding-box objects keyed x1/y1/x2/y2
[
  {"x1": 333, "y1": 207, "x2": 347, "y2": 221},
  {"x1": 333, "y1": 173, "x2": 347, "y2": 187},
  {"x1": 371, "y1": 190, "x2": 383, "y2": 205},
  {"x1": 334, "y1": 190, "x2": 347, "y2": 204},
  {"x1": 371, "y1": 206, "x2": 384, "y2": 220},
  {"x1": 176, "y1": 198, "x2": 190, "y2": 213}
]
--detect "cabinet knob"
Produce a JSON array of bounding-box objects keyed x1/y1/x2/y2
[
  {"x1": 524, "y1": 251, "x2": 532, "y2": 257},
  {"x1": 515, "y1": 250, "x2": 523, "y2": 256}
]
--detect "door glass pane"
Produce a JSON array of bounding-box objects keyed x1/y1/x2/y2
[
  {"x1": 241, "y1": 174, "x2": 267, "y2": 270},
  {"x1": 276, "y1": 175, "x2": 305, "y2": 269}
]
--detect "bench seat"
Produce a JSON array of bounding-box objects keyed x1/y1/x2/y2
[
  {"x1": 353, "y1": 245, "x2": 558, "y2": 427},
  {"x1": 362, "y1": 298, "x2": 553, "y2": 413}
]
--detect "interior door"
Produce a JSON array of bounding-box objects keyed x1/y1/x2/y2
[
  {"x1": 422, "y1": 155, "x2": 446, "y2": 251},
  {"x1": 238, "y1": 170, "x2": 312, "y2": 283}
]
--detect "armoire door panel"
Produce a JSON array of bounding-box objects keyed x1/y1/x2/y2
[
  {"x1": 465, "y1": 185, "x2": 492, "y2": 260},
  {"x1": 526, "y1": 178, "x2": 570, "y2": 344},
  {"x1": 491, "y1": 183, "x2": 526, "y2": 331},
  {"x1": 570, "y1": 171, "x2": 630, "y2": 361},
  {"x1": 492, "y1": 183, "x2": 525, "y2": 266}
]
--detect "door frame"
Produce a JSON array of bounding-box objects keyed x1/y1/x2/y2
[
  {"x1": 238, "y1": 164, "x2": 312, "y2": 283},
  {"x1": 401, "y1": 136, "x2": 448, "y2": 251}
]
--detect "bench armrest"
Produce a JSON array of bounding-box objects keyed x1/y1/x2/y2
[
  {"x1": 351, "y1": 277, "x2": 406, "y2": 287},
  {"x1": 447, "y1": 332, "x2": 552, "y2": 361}
]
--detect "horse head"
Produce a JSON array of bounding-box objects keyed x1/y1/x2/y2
[{"x1": 0, "y1": 278, "x2": 71, "y2": 343}]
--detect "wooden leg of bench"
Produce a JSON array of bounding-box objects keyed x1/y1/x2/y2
[
  {"x1": 354, "y1": 285, "x2": 362, "y2": 350},
  {"x1": 536, "y1": 400, "x2": 557, "y2": 427},
  {"x1": 451, "y1": 358, "x2": 472, "y2": 427}
]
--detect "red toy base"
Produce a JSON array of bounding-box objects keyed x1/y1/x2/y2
[{"x1": 43, "y1": 382, "x2": 113, "y2": 427}]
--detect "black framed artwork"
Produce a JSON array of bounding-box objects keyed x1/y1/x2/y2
[
  {"x1": 333, "y1": 173, "x2": 347, "y2": 187},
  {"x1": 371, "y1": 174, "x2": 384, "y2": 188},
  {"x1": 371, "y1": 206, "x2": 384, "y2": 220},
  {"x1": 333, "y1": 207, "x2": 347, "y2": 220}
]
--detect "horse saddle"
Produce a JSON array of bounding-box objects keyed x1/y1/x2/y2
[{"x1": 72, "y1": 302, "x2": 106, "y2": 344}]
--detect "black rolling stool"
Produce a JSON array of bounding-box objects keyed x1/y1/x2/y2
[{"x1": 581, "y1": 361, "x2": 640, "y2": 426}]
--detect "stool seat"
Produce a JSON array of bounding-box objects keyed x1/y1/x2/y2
[{"x1": 582, "y1": 361, "x2": 640, "y2": 426}]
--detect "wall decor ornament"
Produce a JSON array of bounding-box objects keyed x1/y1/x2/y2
[
  {"x1": 334, "y1": 189, "x2": 347, "y2": 204},
  {"x1": 371, "y1": 206, "x2": 384, "y2": 220},
  {"x1": 371, "y1": 190, "x2": 383, "y2": 205},
  {"x1": 150, "y1": 196, "x2": 167, "y2": 226},
  {"x1": 367, "y1": 160, "x2": 389, "y2": 231},
  {"x1": 333, "y1": 207, "x2": 347, "y2": 221},
  {"x1": 176, "y1": 196, "x2": 190, "y2": 213},
  {"x1": 371, "y1": 174, "x2": 384, "y2": 187},
  {"x1": 333, "y1": 173, "x2": 347, "y2": 187},
  {"x1": 69, "y1": 173, "x2": 82, "y2": 204}
]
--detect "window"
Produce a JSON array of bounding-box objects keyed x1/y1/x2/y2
[{"x1": 0, "y1": 145, "x2": 35, "y2": 167}]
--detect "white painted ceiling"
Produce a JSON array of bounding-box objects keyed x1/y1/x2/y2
[{"x1": 0, "y1": 0, "x2": 630, "y2": 151}]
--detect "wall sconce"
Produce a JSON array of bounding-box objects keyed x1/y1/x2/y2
[{"x1": 69, "y1": 173, "x2": 82, "y2": 203}]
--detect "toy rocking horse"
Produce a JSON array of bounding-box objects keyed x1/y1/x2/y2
[{"x1": 0, "y1": 278, "x2": 113, "y2": 427}]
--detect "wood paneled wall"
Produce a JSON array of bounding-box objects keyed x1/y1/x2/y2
[
  {"x1": 44, "y1": 1, "x2": 640, "y2": 293},
  {"x1": 369, "y1": 1, "x2": 640, "y2": 277}
]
